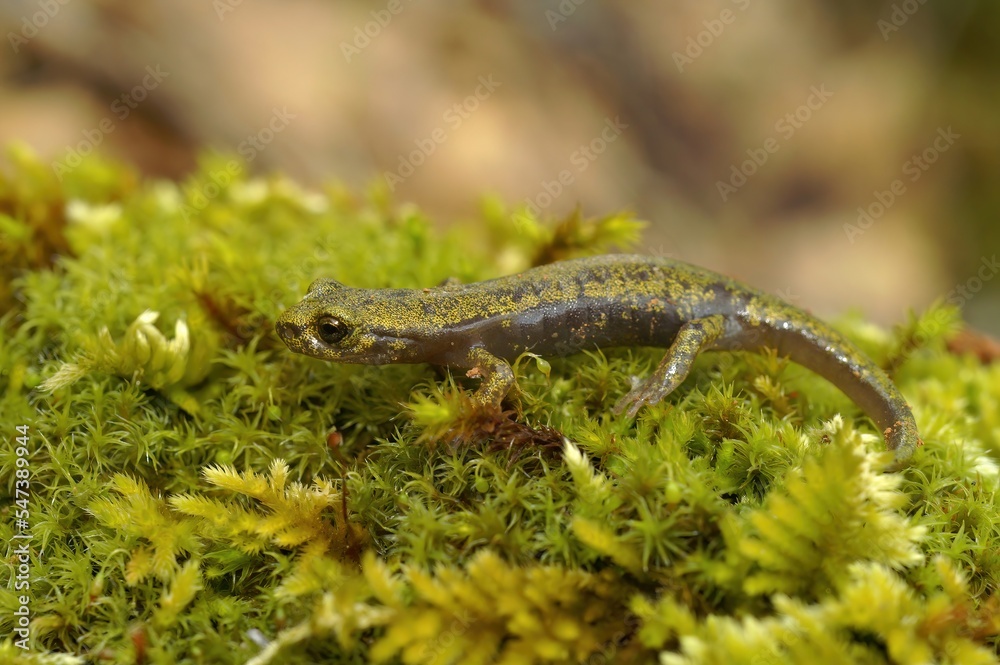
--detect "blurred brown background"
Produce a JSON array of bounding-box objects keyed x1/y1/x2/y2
[{"x1": 2, "y1": 0, "x2": 997, "y2": 333}]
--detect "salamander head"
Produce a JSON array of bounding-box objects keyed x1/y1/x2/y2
[{"x1": 275, "y1": 278, "x2": 421, "y2": 365}]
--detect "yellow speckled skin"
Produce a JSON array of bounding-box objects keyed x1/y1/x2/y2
[{"x1": 276, "y1": 254, "x2": 919, "y2": 463}]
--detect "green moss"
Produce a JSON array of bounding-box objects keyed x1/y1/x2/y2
[{"x1": 1, "y1": 145, "x2": 999, "y2": 664}]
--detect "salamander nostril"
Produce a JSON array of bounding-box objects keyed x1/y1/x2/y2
[{"x1": 276, "y1": 320, "x2": 299, "y2": 339}]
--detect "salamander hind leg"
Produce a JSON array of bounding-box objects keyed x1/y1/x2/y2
[
  {"x1": 613, "y1": 314, "x2": 725, "y2": 418},
  {"x1": 465, "y1": 346, "x2": 516, "y2": 409}
]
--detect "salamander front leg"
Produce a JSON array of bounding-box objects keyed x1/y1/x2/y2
[
  {"x1": 465, "y1": 346, "x2": 515, "y2": 409},
  {"x1": 613, "y1": 314, "x2": 725, "y2": 418}
]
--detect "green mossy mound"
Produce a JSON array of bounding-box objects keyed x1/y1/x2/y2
[{"x1": 1, "y1": 145, "x2": 998, "y2": 664}]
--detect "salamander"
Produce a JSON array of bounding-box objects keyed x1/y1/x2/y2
[{"x1": 275, "y1": 254, "x2": 919, "y2": 463}]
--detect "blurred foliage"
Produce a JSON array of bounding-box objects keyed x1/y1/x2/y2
[{"x1": 2, "y1": 0, "x2": 998, "y2": 332}]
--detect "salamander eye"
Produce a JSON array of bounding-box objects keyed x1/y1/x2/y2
[{"x1": 316, "y1": 316, "x2": 349, "y2": 344}]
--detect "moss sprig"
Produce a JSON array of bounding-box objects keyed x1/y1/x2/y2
[{"x1": 736, "y1": 417, "x2": 926, "y2": 598}]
